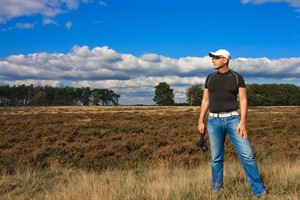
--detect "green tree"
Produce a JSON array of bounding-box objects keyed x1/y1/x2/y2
[
  {"x1": 0, "y1": 85, "x2": 10, "y2": 106},
  {"x1": 186, "y1": 84, "x2": 203, "y2": 106},
  {"x1": 248, "y1": 84, "x2": 269, "y2": 106},
  {"x1": 153, "y1": 82, "x2": 175, "y2": 106},
  {"x1": 96, "y1": 89, "x2": 120, "y2": 106},
  {"x1": 281, "y1": 84, "x2": 300, "y2": 105},
  {"x1": 53, "y1": 87, "x2": 65, "y2": 105},
  {"x1": 112, "y1": 91, "x2": 120, "y2": 106},
  {"x1": 247, "y1": 84, "x2": 300, "y2": 106},
  {"x1": 32, "y1": 90, "x2": 46, "y2": 106},
  {"x1": 14, "y1": 84, "x2": 28, "y2": 106},
  {"x1": 64, "y1": 87, "x2": 77, "y2": 105},
  {"x1": 81, "y1": 87, "x2": 91, "y2": 106},
  {"x1": 44, "y1": 85, "x2": 55, "y2": 106},
  {"x1": 92, "y1": 90, "x2": 101, "y2": 105},
  {"x1": 74, "y1": 87, "x2": 83, "y2": 106},
  {"x1": 0, "y1": 85, "x2": 121, "y2": 107}
]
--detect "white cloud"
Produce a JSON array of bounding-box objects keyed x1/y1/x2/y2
[
  {"x1": 65, "y1": 20, "x2": 73, "y2": 29},
  {"x1": 0, "y1": 27, "x2": 13, "y2": 32},
  {"x1": 15, "y1": 22, "x2": 36, "y2": 29},
  {"x1": 0, "y1": 45, "x2": 299, "y2": 105},
  {"x1": 82, "y1": 0, "x2": 94, "y2": 3},
  {"x1": 241, "y1": 0, "x2": 300, "y2": 11},
  {"x1": 42, "y1": 18, "x2": 59, "y2": 26},
  {"x1": 232, "y1": 57, "x2": 300, "y2": 77},
  {"x1": 0, "y1": 0, "x2": 93, "y2": 25},
  {"x1": 99, "y1": 1, "x2": 107, "y2": 6},
  {"x1": 0, "y1": 0, "x2": 79, "y2": 23},
  {"x1": 1, "y1": 79, "x2": 62, "y2": 88}
]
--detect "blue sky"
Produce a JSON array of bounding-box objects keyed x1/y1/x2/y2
[{"x1": 0, "y1": 0, "x2": 299, "y2": 105}]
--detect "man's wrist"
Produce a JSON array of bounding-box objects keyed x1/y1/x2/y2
[{"x1": 240, "y1": 120, "x2": 246, "y2": 124}]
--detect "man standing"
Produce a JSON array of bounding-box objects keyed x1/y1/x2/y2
[{"x1": 198, "y1": 49, "x2": 267, "y2": 197}]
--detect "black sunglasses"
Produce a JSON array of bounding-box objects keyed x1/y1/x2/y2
[{"x1": 212, "y1": 56, "x2": 225, "y2": 60}]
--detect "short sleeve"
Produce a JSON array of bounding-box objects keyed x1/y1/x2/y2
[
  {"x1": 238, "y1": 74, "x2": 246, "y2": 88},
  {"x1": 204, "y1": 72, "x2": 216, "y2": 89},
  {"x1": 204, "y1": 76, "x2": 209, "y2": 88}
]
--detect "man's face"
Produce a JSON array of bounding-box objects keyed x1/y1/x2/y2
[{"x1": 212, "y1": 56, "x2": 228, "y2": 69}]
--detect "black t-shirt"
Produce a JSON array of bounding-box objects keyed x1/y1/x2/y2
[{"x1": 205, "y1": 70, "x2": 246, "y2": 113}]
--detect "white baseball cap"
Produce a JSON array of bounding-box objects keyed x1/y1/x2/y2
[{"x1": 208, "y1": 49, "x2": 231, "y2": 59}]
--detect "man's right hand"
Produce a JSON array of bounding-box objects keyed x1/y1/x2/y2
[{"x1": 198, "y1": 122, "x2": 205, "y2": 134}]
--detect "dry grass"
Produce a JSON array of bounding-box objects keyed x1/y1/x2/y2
[
  {"x1": 1, "y1": 160, "x2": 299, "y2": 200},
  {"x1": 0, "y1": 106, "x2": 299, "y2": 199}
]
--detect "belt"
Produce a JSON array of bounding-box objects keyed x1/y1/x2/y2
[{"x1": 209, "y1": 111, "x2": 239, "y2": 118}]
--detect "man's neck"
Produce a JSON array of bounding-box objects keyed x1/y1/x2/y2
[{"x1": 218, "y1": 66, "x2": 230, "y2": 74}]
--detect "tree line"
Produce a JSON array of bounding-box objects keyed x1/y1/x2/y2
[
  {"x1": 0, "y1": 85, "x2": 120, "y2": 106},
  {"x1": 153, "y1": 82, "x2": 300, "y2": 106},
  {"x1": 247, "y1": 84, "x2": 300, "y2": 106},
  {"x1": 0, "y1": 83, "x2": 299, "y2": 107}
]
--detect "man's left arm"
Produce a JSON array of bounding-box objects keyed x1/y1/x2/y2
[{"x1": 237, "y1": 87, "x2": 248, "y2": 139}]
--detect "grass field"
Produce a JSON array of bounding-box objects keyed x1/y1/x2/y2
[{"x1": 0, "y1": 106, "x2": 299, "y2": 199}]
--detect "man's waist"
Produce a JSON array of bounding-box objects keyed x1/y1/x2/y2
[{"x1": 209, "y1": 110, "x2": 239, "y2": 118}]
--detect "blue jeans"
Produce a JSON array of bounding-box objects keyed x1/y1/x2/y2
[{"x1": 207, "y1": 115, "x2": 266, "y2": 197}]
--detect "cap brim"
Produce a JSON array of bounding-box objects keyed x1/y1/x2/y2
[
  {"x1": 208, "y1": 52, "x2": 216, "y2": 57},
  {"x1": 208, "y1": 52, "x2": 230, "y2": 59}
]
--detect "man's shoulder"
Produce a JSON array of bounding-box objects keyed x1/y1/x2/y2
[
  {"x1": 229, "y1": 70, "x2": 246, "y2": 87},
  {"x1": 206, "y1": 71, "x2": 218, "y2": 78},
  {"x1": 229, "y1": 70, "x2": 243, "y2": 77},
  {"x1": 205, "y1": 71, "x2": 218, "y2": 88}
]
